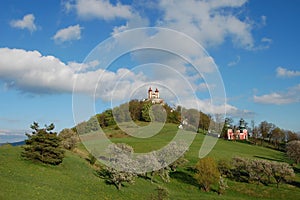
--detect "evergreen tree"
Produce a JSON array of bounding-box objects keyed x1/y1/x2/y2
[{"x1": 22, "y1": 122, "x2": 64, "y2": 165}]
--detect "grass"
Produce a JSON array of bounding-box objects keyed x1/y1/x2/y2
[{"x1": 1, "y1": 122, "x2": 300, "y2": 199}]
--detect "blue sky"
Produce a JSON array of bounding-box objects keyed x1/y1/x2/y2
[{"x1": 0, "y1": 0, "x2": 299, "y2": 143}]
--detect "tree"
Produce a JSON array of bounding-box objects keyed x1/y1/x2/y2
[
  {"x1": 100, "y1": 143, "x2": 136, "y2": 190},
  {"x1": 231, "y1": 157, "x2": 294, "y2": 187},
  {"x1": 286, "y1": 130, "x2": 299, "y2": 142},
  {"x1": 221, "y1": 118, "x2": 233, "y2": 139},
  {"x1": 259, "y1": 121, "x2": 275, "y2": 143},
  {"x1": 155, "y1": 104, "x2": 168, "y2": 122},
  {"x1": 252, "y1": 127, "x2": 259, "y2": 145},
  {"x1": 194, "y1": 157, "x2": 220, "y2": 192},
  {"x1": 22, "y1": 122, "x2": 64, "y2": 165},
  {"x1": 129, "y1": 99, "x2": 143, "y2": 121},
  {"x1": 59, "y1": 128, "x2": 79, "y2": 150},
  {"x1": 270, "y1": 161, "x2": 295, "y2": 188},
  {"x1": 270, "y1": 127, "x2": 285, "y2": 149},
  {"x1": 247, "y1": 159, "x2": 271, "y2": 185},
  {"x1": 286, "y1": 140, "x2": 300, "y2": 164},
  {"x1": 141, "y1": 101, "x2": 152, "y2": 122},
  {"x1": 198, "y1": 111, "x2": 211, "y2": 131},
  {"x1": 152, "y1": 141, "x2": 189, "y2": 183}
]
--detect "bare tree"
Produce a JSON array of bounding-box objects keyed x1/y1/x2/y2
[{"x1": 286, "y1": 140, "x2": 300, "y2": 164}]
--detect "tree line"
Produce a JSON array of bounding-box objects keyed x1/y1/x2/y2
[
  {"x1": 74, "y1": 99, "x2": 212, "y2": 135},
  {"x1": 222, "y1": 118, "x2": 299, "y2": 148}
]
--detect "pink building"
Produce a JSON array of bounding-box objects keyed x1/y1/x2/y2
[{"x1": 227, "y1": 118, "x2": 248, "y2": 140}]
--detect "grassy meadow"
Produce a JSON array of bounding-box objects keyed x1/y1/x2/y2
[{"x1": 1, "y1": 123, "x2": 300, "y2": 199}]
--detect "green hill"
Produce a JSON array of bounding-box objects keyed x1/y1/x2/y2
[{"x1": 1, "y1": 123, "x2": 300, "y2": 200}]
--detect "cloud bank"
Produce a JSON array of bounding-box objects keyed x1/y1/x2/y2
[{"x1": 254, "y1": 84, "x2": 300, "y2": 105}]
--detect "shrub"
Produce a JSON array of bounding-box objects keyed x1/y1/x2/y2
[
  {"x1": 150, "y1": 186, "x2": 169, "y2": 200},
  {"x1": 217, "y1": 159, "x2": 232, "y2": 177},
  {"x1": 231, "y1": 157, "x2": 249, "y2": 182},
  {"x1": 88, "y1": 153, "x2": 97, "y2": 165},
  {"x1": 247, "y1": 159, "x2": 271, "y2": 185},
  {"x1": 194, "y1": 157, "x2": 220, "y2": 192},
  {"x1": 59, "y1": 128, "x2": 79, "y2": 150}
]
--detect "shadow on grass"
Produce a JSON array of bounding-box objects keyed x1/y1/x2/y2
[
  {"x1": 170, "y1": 170, "x2": 198, "y2": 187},
  {"x1": 290, "y1": 180, "x2": 300, "y2": 188},
  {"x1": 253, "y1": 155, "x2": 283, "y2": 162}
]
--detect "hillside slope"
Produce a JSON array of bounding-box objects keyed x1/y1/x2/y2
[{"x1": 1, "y1": 125, "x2": 300, "y2": 200}]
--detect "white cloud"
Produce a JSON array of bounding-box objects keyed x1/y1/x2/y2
[
  {"x1": 68, "y1": 60, "x2": 100, "y2": 72},
  {"x1": 10, "y1": 14, "x2": 37, "y2": 32},
  {"x1": 67, "y1": 0, "x2": 133, "y2": 20},
  {"x1": 276, "y1": 67, "x2": 300, "y2": 78},
  {"x1": 0, "y1": 48, "x2": 146, "y2": 99},
  {"x1": 53, "y1": 24, "x2": 83, "y2": 43},
  {"x1": 156, "y1": 0, "x2": 254, "y2": 49},
  {"x1": 254, "y1": 84, "x2": 300, "y2": 105},
  {"x1": 0, "y1": 47, "x2": 237, "y2": 116}
]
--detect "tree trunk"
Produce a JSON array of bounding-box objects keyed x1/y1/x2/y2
[{"x1": 117, "y1": 182, "x2": 121, "y2": 190}]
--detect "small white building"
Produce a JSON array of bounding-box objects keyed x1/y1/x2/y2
[{"x1": 147, "y1": 87, "x2": 164, "y2": 104}]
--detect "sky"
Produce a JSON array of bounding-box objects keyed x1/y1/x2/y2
[{"x1": 0, "y1": 0, "x2": 300, "y2": 143}]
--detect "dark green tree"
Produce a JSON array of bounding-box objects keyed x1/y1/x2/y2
[
  {"x1": 142, "y1": 101, "x2": 152, "y2": 122},
  {"x1": 22, "y1": 122, "x2": 64, "y2": 165}
]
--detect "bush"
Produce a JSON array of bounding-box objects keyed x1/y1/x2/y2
[
  {"x1": 286, "y1": 140, "x2": 300, "y2": 164},
  {"x1": 231, "y1": 157, "x2": 295, "y2": 188},
  {"x1": 59, "y1": 128, "x2": 79, "y2": 150},
  {"x1": 88, "y1": 153, "x2": 97, "y2": 165},
  {"x1": 194, "y1": 157, "x2": 220, "y2": 192},
  {"x1": 150, "y1": 186, "x2": 169, "y2": 200},
  {"x1": 231, "y1": 157, "x2": 249, "y2": 182},
  {"x1": 247, "y1": 159, "x2": 272, "y2": 185},
  {"x1": 217, "y1": 159, "x2": 232, "y2": 177}
]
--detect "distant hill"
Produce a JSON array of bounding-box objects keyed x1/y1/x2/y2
[{"x1": 0, "y1": 140, "x2": 25, "y2": 147}]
